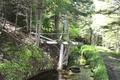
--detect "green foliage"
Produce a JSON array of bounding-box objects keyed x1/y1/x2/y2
[
  {"x1": 0, "y1": 44, "x2": 53, "y2": 80},
  {"x1": 69, "y1": 22, "x2": 80, "y2": 39},
  {"x1": 68, "y1": 46, "x2": 81, "y2": 66},
  {"x1": 68, "y1": 45, "x2": 108, "y2": 80},
  {"x1": 80, "y1": 45, "x2": 109, "y2": 80},
  {"x1": 0, "y1": 61, "x2": 23, "y2": 80},
  {"x1": 42, "y1": 17, "x2": 53, "y2": 32}
]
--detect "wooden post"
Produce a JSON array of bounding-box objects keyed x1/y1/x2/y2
[
  {"x1": 57, "y1": 44, "x2": 64, "y2": 70},
  {"x1": 63, "y1": 14, "x2": 69, "y2": 66},
  {"x1": 57, "y1": 14, "x2": 69, "y2": 70}
]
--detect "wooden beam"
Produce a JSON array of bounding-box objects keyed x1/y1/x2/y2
[
  {"x1": 30, "y1": 32, "x2": 56, "y2": 41},
  {"x1": 39, "y1": 33, "x2": 68, "y2": 34},
  {"x1": 45, "y1": 41, "x2": 82, "y2": 45}
]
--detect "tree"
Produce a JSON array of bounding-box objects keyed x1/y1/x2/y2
[{"x1": 91, "y1": 0, "x2": 120, "y2": 52}]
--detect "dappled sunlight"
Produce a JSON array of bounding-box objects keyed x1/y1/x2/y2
[
  {"x1": 94, "y1": 0, "x2": 110, "y2": 11},
  {"x1": 92, "y1": 14, "x2": 113, "y2": 27},
  {"x1": 96, "y1": 46, "x2": 111, "y2": 52},
  {"x1": 0, "y1": 0, "x2": 120, "y2": 80}
]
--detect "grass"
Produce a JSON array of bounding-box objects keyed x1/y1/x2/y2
[{"x1": 80, "y1": 45, "x2": 109, "y2": 80}]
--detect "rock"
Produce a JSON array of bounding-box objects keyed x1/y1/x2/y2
[{"x1": 68, "y1": 66, "x2": 80, "y2": 73}]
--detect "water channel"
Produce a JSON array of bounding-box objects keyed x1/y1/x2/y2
[{"x1": 28, "y1": 67, "x2": 94, "y2": 80}]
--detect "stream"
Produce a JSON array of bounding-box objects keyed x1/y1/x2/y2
[{"x1": 28, "y1": 67, "x2": 93, "y2": 80}]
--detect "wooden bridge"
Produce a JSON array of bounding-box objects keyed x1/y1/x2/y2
[{"x1": 0, "y1": 17, "x2": 82, "y2": 70}]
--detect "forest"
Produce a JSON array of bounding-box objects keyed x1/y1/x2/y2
[{"x1": 0, "y1": 0, "x2": 120, "y2": 80}]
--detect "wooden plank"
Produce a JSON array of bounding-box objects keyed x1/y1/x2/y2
[{"x1": 45, "y1": 41, "x2": 82, "y2": 45}]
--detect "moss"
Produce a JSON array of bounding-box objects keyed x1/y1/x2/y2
[{"x1": 0, "y1": 44, "x2": 53, "y2": 80}]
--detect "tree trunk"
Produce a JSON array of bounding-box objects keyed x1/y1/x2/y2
[
  {"x1": 54, "y1": 14, "x2": 60, "y2": 38},
  {"x1": 34, "y1": 0, "x2": 43, "y2": 46},
  {"x1": 89, "y1": 27, "x2": 93, "y2": 44},
  {"x1": 115, "y1": 27, "x2": 120, "y2": 53}
]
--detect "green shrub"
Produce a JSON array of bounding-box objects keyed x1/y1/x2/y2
[
  {"x1": 80, "y1": 45, "x2": 109, "y2": 80},
  {"x1": 0, "y1": 44, "x2": 53, "y2": 80},
  {"x1": 68, "y1": 45, "x2": 109, "y2": 80},
  {"x1": 68, "y1": 46, "x2": 82, "y2": 66}
]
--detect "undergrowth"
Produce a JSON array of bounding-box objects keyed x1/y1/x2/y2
[
  {"x1": 0, "y1": 44, "x2": 53, "y2": 80},
  {"x1": 69, "y1": 45, "x2": 109, "y2": 80}
]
